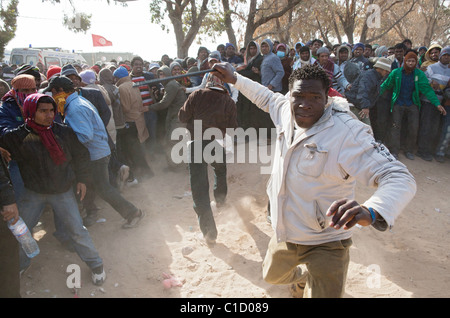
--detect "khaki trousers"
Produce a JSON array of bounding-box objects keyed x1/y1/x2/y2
[{"x1": 262, "y1": 234, "x2": 352, "y2": 298}]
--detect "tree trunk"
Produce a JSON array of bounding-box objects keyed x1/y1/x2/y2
[
  {"x1": 222, "y1": 0, "x2": 237, "y2": 48},
  {"x1": 244, "y1": 0, "x2": 302, "y2": 46},
  {"x1": 165, "y1": 0, "x2": 210, "y2": 58}
]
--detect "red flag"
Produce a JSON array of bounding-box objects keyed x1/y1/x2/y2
[{"x1": 92, "y1": 34, "x2": 112, "y2": 47}]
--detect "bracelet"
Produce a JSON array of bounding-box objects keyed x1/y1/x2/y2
[{"x1": 368, "y1": 207, "x2": 377, "y2": 225}]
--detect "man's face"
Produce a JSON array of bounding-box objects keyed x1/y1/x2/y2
[
  {"x1": 419, "y1": 48, "x2": 427, "y2": 56},
  {"x1": 395, "y1": 48, "x2": 405, "y2": 61},
  {"x1": 132, "y1": 60, "x2": 144, "y2": 75},
  {"x1": 318, "y1": 53, "x2": 330, "y2": 66},
  {"x1": 34, "y1": 102, "x2": 55, "y2": 127},
  {"x1": 311, "y1": 41, "x2": 322, "y2": 54},
  {"x1": 364, "y1": 47, "x2": 372, "y2": 58},
  {"x1": 17, "y1": 88, "x2": 36, "y2": 95},
  {"x1": 226, "y1": 46, "x2": 235, "y2": 57},
  {"x1": 405, "y1": 58, "x2": 417, "y2": 69},
  {"x1": 353, "y1": 47, "x2": 364, "y2": 57},
  {"x1": 440, "y1": 54, "x2": 450, "y2": 65},
  {"x1": 171, "y1": 65, "x2": 182, "y2": 76},
  {"x1": 429, "y1": 48, "x2": 441, "y2": 62},
  {"x1": 261, "y1": 43, "x2": 270, "y2": 55},
  {"x1": 158, "y1": 71, "x2": 166, "y2": 79},
  {"x1": 290, "y1": 79, "x2": 327, "y2": 129},
  {"x1": 199, "y1": 49, "x2": 209, "y2": 61},
  {"x1": 338, "y1": 49, "x2": 348, "y2": 62},
  {"x1": 300, "y1": 51, "x2": 310, "y2": 61},
  {"x1": 388, "y1": 48, "x2": 395, "y2": 56},
  {"x1": 67, "y1": 74, "x2": 81, "y2": 88},
  {"x1": 218, "y1": 46, "x2": 225, "y2": 57},
  {"x1": 208, "y1": 59, "x2": 219, "y2": 68},
  {"x1": 248, "y1": 45, "x2": 257, "y2": 57}
]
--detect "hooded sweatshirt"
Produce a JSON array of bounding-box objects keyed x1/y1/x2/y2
[
  {"x1": 421, "y1": 44, "x2": 442, "y2": 70},
  {"x1": 148, "y1": 65, "x2": 187, "y2": 131},
  {"x1": 423, "y1": 50, "x2": 450, "y2": 103},
  {"x1": 260, "y1": 39, "x2": 285, "y2": 92},
  {"x1": 99, "y1": 68, "x2": 125, "y2": 129}
]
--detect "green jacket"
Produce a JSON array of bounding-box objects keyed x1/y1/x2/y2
[{"x1": 380, "y1": 67, "x2": 441, "y2": 111}]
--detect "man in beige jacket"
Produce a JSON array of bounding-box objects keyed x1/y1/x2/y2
[{"x1": 213, "y1": 63, "x2": 417, "y2": 298}]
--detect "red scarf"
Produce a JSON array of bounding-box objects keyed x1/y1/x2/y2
[{"x1": 23, "y1": 93, "x2": 67, "y2": 165}]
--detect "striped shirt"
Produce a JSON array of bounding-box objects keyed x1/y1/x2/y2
[{"x1": 131, "y1": 75, "x2": 154, "y2": 107}]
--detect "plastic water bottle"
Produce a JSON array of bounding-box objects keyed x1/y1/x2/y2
[{"x1": 8, "y1": 217, "x2": 40, "y2": 258}]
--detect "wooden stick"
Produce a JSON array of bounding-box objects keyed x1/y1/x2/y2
[{"x1": 132, "y1": 69, "x2": 214, "y2": 87}]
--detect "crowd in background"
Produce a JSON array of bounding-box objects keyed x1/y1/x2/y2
[{"x1": 0, "y1": 35, "x2": 449, "y2": 297}]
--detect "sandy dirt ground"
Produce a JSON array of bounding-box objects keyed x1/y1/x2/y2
[{"x1": 19, "y1": 140, "x2": 450, "y2": 299}]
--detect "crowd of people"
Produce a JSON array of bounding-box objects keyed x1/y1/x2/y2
[{"x1": 0, "y1": 35, "x2": 448, "y2": 298}]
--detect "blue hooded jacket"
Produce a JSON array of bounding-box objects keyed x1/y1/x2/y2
[{"x1": 260, "y1": 39, "x2": 285, "y2": 92}]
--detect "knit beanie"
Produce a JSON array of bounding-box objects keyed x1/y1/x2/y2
[
  {"x1": 61, "y1": 64, "x2": 81, "y2": 79},
  {"x1": 225, "y1": 43, "x2": 235, "y2": 50},
  {"x1": 46, "y1": 66, "x2": 61, "y2": 80},
  {"x1": 11, "y1": 74, "x2": 36, "y2": 90},
  {"x1": 404, "y1": 51, "x2": 418, "y2": 74},
  {"x1": 352, "y1": 42, "x2": 365, "y2": 52},
  {"x1": 440, "y1": 46, "x2": 450, "y2": 59},
  {"x1": 404, "y1": 51, "x2": 418, "y2": 62},
  {"x1": 316, "y1": 47, "x2": 330, "y2": 56},
  {"x1": 79, "y1": 70, "x2": 97, "y2": 84},
  {"x1": 113, "y1": 66, "x2": 129, "y2": 79}
]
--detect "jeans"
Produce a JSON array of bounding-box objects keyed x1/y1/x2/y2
[
  {"x1": 90, "y1": 155, "x2": 138, "y2": 220},
  {"x1": 390, "y1": 104, "x2": 419, "y2": 154},
  {"x1": 188, "y1": 140, "x2": 227, "y2": 240},
  {"x1": 436, "y1": 105, "x2": 450, "y2": 157},
  {"x1": 417, "y1": 101, "x2": 441, "y2": 156},
  {"x1": 17, "y1": 188, "x2": 103, "y2": 271}
]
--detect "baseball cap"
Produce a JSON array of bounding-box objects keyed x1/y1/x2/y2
[{"x1": 43, "y1": 75, "x2": 74, "y2": 93}]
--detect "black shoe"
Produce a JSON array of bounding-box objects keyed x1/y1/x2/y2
[
  {"x1": 83, "y1": 213, "x2": 98, "y2": 227},
  {"x1": 417, "y1": 152, "x2": 432, "y2": 161},
  {"x1": 405, "y1": 152, "x2": 415, "y2": 160},
  {"x1": 435, "y1": 155, "x2": 445, "y2": 163}
]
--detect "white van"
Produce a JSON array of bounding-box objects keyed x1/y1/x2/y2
[{"x1": 9, "y1": 47, "x2": 87, "y2": 71}]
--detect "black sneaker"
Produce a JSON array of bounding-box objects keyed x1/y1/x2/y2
[{"x1": 122, "y1": 209, "x2": 145, "y2": 229}]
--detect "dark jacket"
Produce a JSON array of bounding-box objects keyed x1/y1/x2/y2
[
  {"x1": 0, "y1": 122, "x2": 91, "y2": 194},
  {"x1": 346, "y1": 68, "x2": 384, "y2": 109},
  {"x1": 0, "y1": 154, "x2": 15, "y2": 207},
  {"x1": 178, "y1": 88, "x2": 238, "y2": 138},
  {"x1": 0, "y1": 97, "x2": 24, "y2": 136}
]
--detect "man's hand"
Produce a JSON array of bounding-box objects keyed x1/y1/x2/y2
[
  {"x1": 76, "y1": 183, "x2": 87, "y2": 201},
  {"x1": 437, "y1": 105, "x2": 447, "y2": 116},
  {"x1": 359, "y1": 108, "x2": 370, "y2": 119},
  {"x1": 1, "y1": 203, "x2": 19, "y2": 224},
  {"x1": 212, "y1": 62, "x2": 238, "y2": 84},
  {"x1": 326, "y1": 198, "x2": 373, "y2": 230},
  {"x1": 0, "y1": 147, "x2": 11, "y2": 163}
]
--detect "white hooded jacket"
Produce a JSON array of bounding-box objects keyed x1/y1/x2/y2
[{"x1": 233, "y1": 73, "x2": 417, "y2": 245}]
